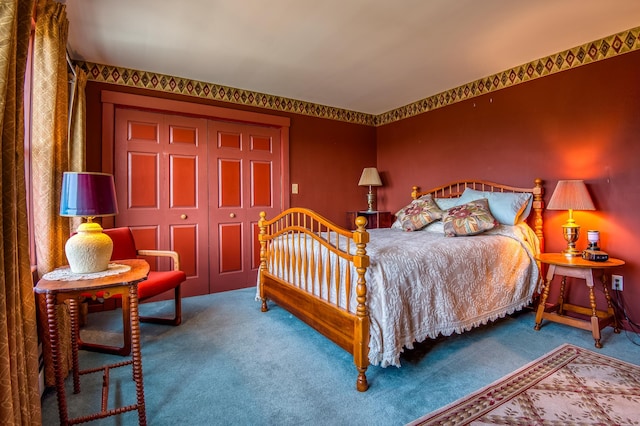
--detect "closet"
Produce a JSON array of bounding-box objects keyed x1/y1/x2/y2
[{"x1": 103, "y1": 92, "x2": 289, "y2": 296}]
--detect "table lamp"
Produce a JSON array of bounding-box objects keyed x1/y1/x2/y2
[
  {"x1": 547, "y1": 179, "x2": 595, "y2": 257},
  {"x1": 358, "y1": 167, "x2": 382, "y2": 212},
  {"x1": 60, "y1": 172, "x2": 119, "y2": 273}
]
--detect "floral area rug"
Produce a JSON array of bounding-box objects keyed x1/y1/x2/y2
[{"x1": 408, "y1": 344, "x2": 640, "y2": 425}]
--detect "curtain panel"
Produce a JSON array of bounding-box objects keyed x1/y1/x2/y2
[
  {"x1": 69, "y1": 64, "x2": 86, "y2": 172},
  {"x1": 31, "y1": 0, "x2": 72, "y2": 387},
  {"x1": 0, "y1": 0, "x2": 42, "y2": 424}
]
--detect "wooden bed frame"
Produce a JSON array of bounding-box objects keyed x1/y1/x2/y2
[{"x1": 257, "y1": 178, "x2": 544, "y2": 391}]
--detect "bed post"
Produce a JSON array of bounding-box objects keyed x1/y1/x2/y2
[
  {"x1": 532, "y1": 178, "x2": 544, "y2": 252},
  {"x1": 258, "y1": 211, "x2": 269, "y2": 312},
  {"x1": 352, "y1": 216, "x2": 370, "y2": 392},
  {"x1": 411, "y1": 186, "x2": 420, "y2": 200}
]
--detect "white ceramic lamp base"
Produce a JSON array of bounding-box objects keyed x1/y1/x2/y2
[{"x1": 65, "y1": 222, "x2": 114, "y2": 273}]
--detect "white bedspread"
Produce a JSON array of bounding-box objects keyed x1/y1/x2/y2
[
  {"x1": 363, "y1": 224, "x2": 539, "y2": 367},
  {"x1": 259, "y1": 223, "x2": 540, "y2": 368}
]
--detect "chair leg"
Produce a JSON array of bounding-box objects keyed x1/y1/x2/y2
[
  {"x1": 78, "y1": 295, "x2": 133, "y2": 356},
  {"x1": 79, "y1": 286, "x2": 182, "y2": 356},
  {"x1": 139, "y1": 285, "x2": 182, "y2": 326}
]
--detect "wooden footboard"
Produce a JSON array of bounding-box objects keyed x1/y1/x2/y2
[
  {"x1": 258, "y1": 178, "x2": 545, "y2": 392},
  {"x1": 258, "y1": 208, "x2": 371, "y2": 391}
]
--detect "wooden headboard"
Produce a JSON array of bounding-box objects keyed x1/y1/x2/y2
[{"x1": 411, "y1": 178, "x2": 545, "y2": 250}]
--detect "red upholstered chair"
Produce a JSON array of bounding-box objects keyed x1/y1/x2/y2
[{"x1": 79, "y1": 227, "x2": 187, "y2": 356}]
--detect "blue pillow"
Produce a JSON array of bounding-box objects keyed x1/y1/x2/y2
[
  {"x1": 457, "y1": 188, "x2": 532, "y2": 225},
  {"x1": 434, "y1": 197, "x2": 460, "y2": 211}
]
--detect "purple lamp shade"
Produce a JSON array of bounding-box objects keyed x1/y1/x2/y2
[{"x1": 60, "y1": 172, "x2": 118, "y2": 217}]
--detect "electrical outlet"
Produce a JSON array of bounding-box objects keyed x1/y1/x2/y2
[{"x1": 612, "y1": 274, "x2": 623, "y2": 291}]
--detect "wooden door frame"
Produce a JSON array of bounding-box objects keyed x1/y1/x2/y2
[{"x1": 100, "y1": 90, "x2": 291, "y2": 228}]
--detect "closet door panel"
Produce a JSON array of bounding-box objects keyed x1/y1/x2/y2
[
  {"x1": 219, "y1": 223, "x2": 243, "y2": 273},
  {"x1": 208, "y1": 121, "x2": 281, "y2": 292},
  {"x1": 219, "y1": 159, "x2": 242, "y2": 207},
  {"x1": 128, "y1": 153, "x2": 158, "y2": 208},
  {"x1": 115, "y1": 107, "x2": 285, "y2": 295},
  {"x1": 115, "y1": 108, "x2": 209, "y2": 297}
]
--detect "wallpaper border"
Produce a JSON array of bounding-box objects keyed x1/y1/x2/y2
[{"x1": 79, "y1": 26, "x2": 640, "y2": 127}]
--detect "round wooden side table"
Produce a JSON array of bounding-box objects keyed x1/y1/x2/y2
[
  {"x1": 35, "y1": 259, "x2": 150, "y2": 425},
  {"x1": 534, "y1": 253, "x2": 625, "y2": 348}
]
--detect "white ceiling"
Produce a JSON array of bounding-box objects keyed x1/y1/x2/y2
[{"x1": 64, "y1": 0, "x2": 640, "y2": 115}]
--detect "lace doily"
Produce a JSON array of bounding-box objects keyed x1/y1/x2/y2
[{"x1": 42, "y1": 263, "x2": 131, "y2": 281}]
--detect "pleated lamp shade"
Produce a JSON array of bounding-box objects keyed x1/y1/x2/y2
[
  {"x1": 60, "y1": 172, "x2": 118, "y2": 273},
  {"x1": 547, "y1": 179, "x2": 595, "y2": 257}
]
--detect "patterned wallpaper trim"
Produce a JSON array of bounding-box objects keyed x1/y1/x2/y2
[{"x1": 80, "y1": 26, "x2": 639, "y2": 127}]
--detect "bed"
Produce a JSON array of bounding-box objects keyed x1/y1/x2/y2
[{"x1": 257, "y1": 178, "x2": 544, "y2": 391}]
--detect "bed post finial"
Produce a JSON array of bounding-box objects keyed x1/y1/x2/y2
[
  {"x1": 352, "y1": 216, "x2": 370, "y2": 392},
  {"x1": 532, "y1": 178, "x2": 544, "y2": 252},
  {"x1": 258, "y1": 211, "x2": 269, "y2": 312},
  {"x1": 411, "y1": 186, "x2": 420, "y2": 200}
]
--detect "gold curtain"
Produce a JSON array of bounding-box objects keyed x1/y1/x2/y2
[
  {"x1": 31, "y1": 0, "x2": 72, "y2": 386},
  {"x1": 0, "y1": 0, "x2": 42, "y2": 424},
  {"x1": 68, "y1": 65, "x2": 86, "y2": 235},
  {"x1": 68, "y1": 64, "x2": 86, "y2": 172}
]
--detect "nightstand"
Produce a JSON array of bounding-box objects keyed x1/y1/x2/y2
[
  {"x1": 346, "y1": 211, "x2": 392, "y2": 229},
  {"x1": 534, "y1": 253, "x2": 625, "y2": 348},
  {"x1": 35, "y1": 259, "x2": 150, "y2": 425}
]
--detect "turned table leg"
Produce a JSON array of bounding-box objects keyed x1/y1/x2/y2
[
  {"x1": 588, "y1": 286, "x2": 602, "y2": 348},
  {"x1": 129, "y1": 284, "x2": 147, "y2": 425},
  {"x1": 534, "y1": 265, "x2": 555, "y2": 331},
  {"x1": 46, "y1": 293, "x2": 69, "y2": 426},
  {"x1": 586, "y1": 271, "x2": 602, "y2": 348},
  {"x1": 68, "y1": 297, "x2": 81, "y2": 394}
]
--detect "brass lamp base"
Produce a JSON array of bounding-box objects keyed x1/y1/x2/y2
[
  {"x1": 561, "y1": 223, "x2": 581, "y2": 257},
  {"x1": 562, "y1": 247, "x2": 583, "y2": 257},
  {"x1": 366, "y1": 190, "x2": 376, "y2": 212}
]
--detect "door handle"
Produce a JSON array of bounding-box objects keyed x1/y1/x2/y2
[
  {"x1": 229, "y1": 213, "x2": 236, "y2": 218},
  {"x1": 180, "y1": 214, "x2": 187, "y2": 220}
]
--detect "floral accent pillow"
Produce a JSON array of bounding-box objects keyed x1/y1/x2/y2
[
  {"x1": 443, "y1": 198, "x2": 498, "y2": 237},
  {"x1": 395, "y1": 195, "x2": 444, "y2": 231}
]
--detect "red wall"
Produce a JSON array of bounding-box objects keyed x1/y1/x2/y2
[
  {"x1": 287, "y1": 114, "x2": 378, "y2": 226},
  {"x1": 85, "y1": 49, "x2": 640, "y2": 324},
  {"x1": 84, "y1": 82, "x2": 376, "y2": 227},
  {"x1": 377, "y1": 50, "x2": 640, "y2": 326}
]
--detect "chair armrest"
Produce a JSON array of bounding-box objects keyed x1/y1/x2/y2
[{"x1": 137, "y1": 249, "x2": 181, "y2": 271}]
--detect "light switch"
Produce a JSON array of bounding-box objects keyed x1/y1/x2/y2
[{"x1": 292, "y1": 183, "x2": 299, "y2": 194}]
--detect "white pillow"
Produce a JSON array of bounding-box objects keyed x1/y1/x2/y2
[
  {"x1": 423, "y1": 220, "x2": 445, "y2": 234},
  {"x1": 457, "y1": 188, "x2": 532, "y2": 225}
]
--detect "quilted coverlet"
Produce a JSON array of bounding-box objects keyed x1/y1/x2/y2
[
  {"x1": 260, "y1": 223, "x2": 540, "y2": 368},
  {"x1": 364, "y1": 224, "x2": 540, "y2": 367}
]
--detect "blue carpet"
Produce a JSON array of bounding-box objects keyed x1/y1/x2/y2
[{"x1": 40, "y1": 287, "x2": 640, "y2": 425}]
